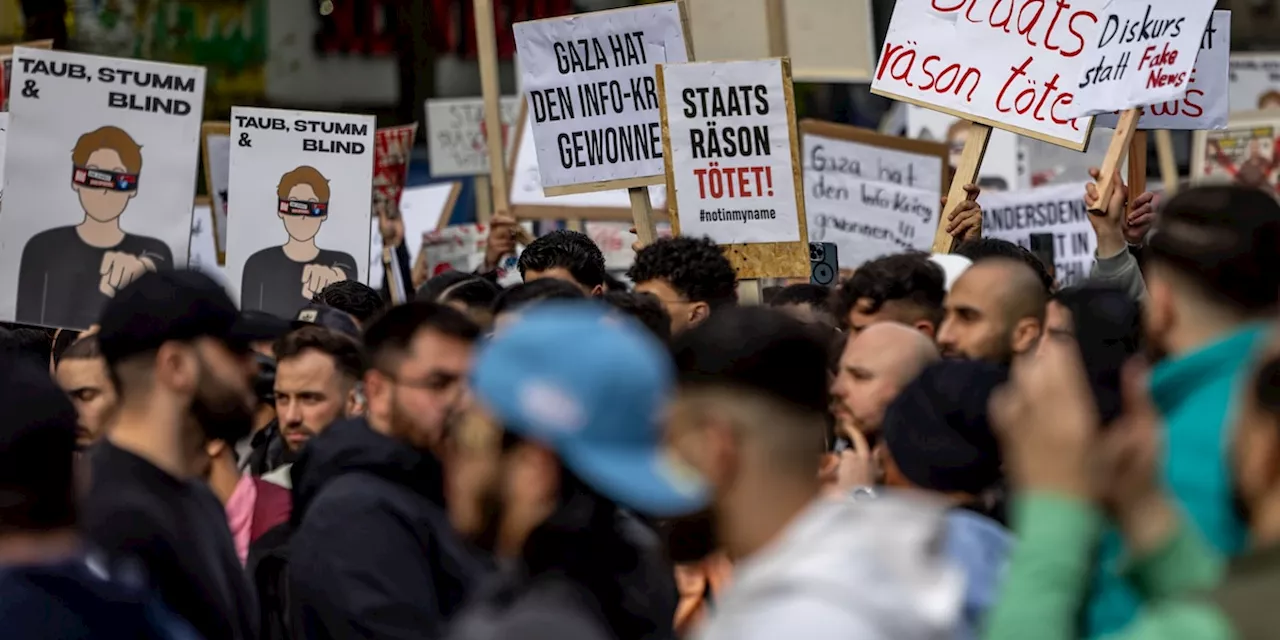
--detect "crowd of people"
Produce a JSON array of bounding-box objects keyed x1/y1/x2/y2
[{"x1": 1, "y1": 167, "x2": 1279, "y2": 640}]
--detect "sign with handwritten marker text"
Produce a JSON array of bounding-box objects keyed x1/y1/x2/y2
[
  {"x1": 1094, "y1": 10, "x2": 1229, "y2": 130},
  {"x1": 514, "y1": 3, "x2": 689, "y2": 192},
  {"x1": 425, "y1": 96, "x2": 521, "y2": 177},
  {"x1": 661, "y1": 59, "x2": 801, "y2": 245},
  {"x1": 870, "y1": 0, "x2": 1106, "y2": 151},
  {"x1": 801, "y1": 121, "x2": 946, "y2": 269},
  {"x1": 1063, "y1": 0, "x2": 1218, "y2": 118}
]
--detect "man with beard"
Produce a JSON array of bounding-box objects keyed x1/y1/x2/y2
[
  {"x1": 288, "y1": 301, "x2": 487, "y2": 639},
  {"x1": 937, "y1": 258, "x2": 1048, "y2": 364},
  {"x1": 84, "y1": 270, "x2": 287, "y2": 640},
  {"x1": 446, "y1": 304, "x2": 695, "y2": 640}
]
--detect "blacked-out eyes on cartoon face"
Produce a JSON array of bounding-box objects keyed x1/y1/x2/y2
[
  {"x1": 278, "y1": 199, "x2": 327, "y2": 217},
  {"x1": 72, "y1": 166, "x2": 139, "y2": 192}
]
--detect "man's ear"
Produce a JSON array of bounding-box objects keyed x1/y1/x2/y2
[
  {"x1": 689, "y1": 301, "x2": 712, "y2": 326},
  {"x1": 319, "y1": 215, "x2": 328, "y2": 222},
  {"x1": 913, "y1": 320, "x2": 937, "y2": 339},
  {"x1": 205, "y1": 439, "x2": 228, "y2": 459},
  {"x1": 126, "y1": 189, "x2": 138, "y2": 200},
  {"x1": 589, "y1": 284, "x2": 604, "y2": 297},
  {"x1": 1011, "y1": 317, "x2": 1044, "y2": 355},
  {"x1": 71, "y1": 182, "x2": 82, "y2": 195}
]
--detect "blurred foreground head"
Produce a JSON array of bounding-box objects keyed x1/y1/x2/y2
[
  {"x1": 0, "y1": 351, "x2": 80, "y2": 536},
  {"x1": 1144, "y1": 186, "x2": 1280, "y2": 358}
]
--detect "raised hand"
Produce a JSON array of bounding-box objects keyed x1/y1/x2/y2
[{"x1": 99, "y1": 251, "x2": 157, "y2": 297}]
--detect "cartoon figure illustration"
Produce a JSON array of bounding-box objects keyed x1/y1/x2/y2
[
  {"x1": 241, "y1": 165, "x2": 356, "y2": 317},
  {"x1": 16, "y1": 125, "x2": 172, "y2": 329}
]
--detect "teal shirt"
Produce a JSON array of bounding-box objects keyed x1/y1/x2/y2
[{"x1": 1085, "y1": 324, "x2": 1269, "y2": 637}]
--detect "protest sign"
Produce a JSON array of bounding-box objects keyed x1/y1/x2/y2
[
  {"x1": 373, "y1": 124, "x2": 417, "y2": 221},
  {"x1": 188, "y1": 198, "x2": 227, "y2": 285},
  {"x1": 226, "y1": 106, "x2": 375, "y2": 319},
  {"x1": 201, "y1": 122, "x2": 231, "y2": 263},
  {"x1": 1064, "y1": 0, "x2": 1218, "y2": 118},
  {"x1": 426, "y1": 96, "x2": 522, "y2": 177},
  {"x1": 1229, "y1": 53, "x2": 1280, "y2": 113},
  {"x1": 584, "y1": 220, "x2": 674, "y2": 272},
  {"x1": 509, "y1": 113, "x2": 666, "y2": 221},
  {"x1": 685, "y1": 0, "x2": 877, "y2": 82},
  {"x1": 368, "y1": 182, "x2": 461, "y2": 290},
  {"x1": 658, "y1": 58, "x2": 808, "y2": 279},
  {"x1": 801, "y1": 120, "x2": 946, "y2": 269},
  {"x1": 906, "y1": 105, "x2": 1024, "y2": 191},
  {"x1": 0, "y1": 48, "x2": 206, "y2": 330},
  {"x1": 0, "y1": 40, "x2": 52, "y2": 111},
  {"x1": 982, "y1": 181, "x2": 1096, "y2": 286},
  {"x1": 1093, "y1": 10, "x2": 1230, "y2": 130},
  {"x1": 1191, "y1": 110, "x2": 1280, "y2": 192},
  {"x1": 513, "y1": 3, "x2": 689, "y2": 194},
  {"x1": 871, "y1": 0, "x2": 1103, "y2": 150},
  {"x1": 420, "y1": 222, "x2": 533, "y2": 287},
  {"x1": 0, "y1": 112, "x2": 7, "y2": 206}
]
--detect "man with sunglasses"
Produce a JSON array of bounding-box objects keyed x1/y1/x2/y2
[
  {"x1": 288, "y1": 301, "x2": 487, "y2": 639},
  {"x1": 241, "y1": 165, "x2": 357, "y2": 318},
  {"x1": 16, "y1": 125, "x2": 172, "y2": 329}
]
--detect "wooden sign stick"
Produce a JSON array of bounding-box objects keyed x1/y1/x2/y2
[
  {"x1": 475, "y1": 0, "x2": 509, "y2": 224},
  {"x1": 934, "y1": 122, "x2": 992, "y2": 254},
  {"x1": 1154, "y1": 129, "x2": 1179, "y2": 197},
  {"x1": 629, "y1": 187, "x2": 657, "y2": 247},
  {"x1": 1128, "y1": 129, "x2": 1148, "y2": 209},
  {"x1": 1089, "y1": 108, "x2": 1141, "y2": 212}
]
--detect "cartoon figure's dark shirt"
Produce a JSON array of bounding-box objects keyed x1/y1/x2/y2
[
  {"x1": 241, "y1": 246, "x2": 357, "y2": 318},
  {"x1": 17, "y1": 225, "x2": 172, "y2": 329}
]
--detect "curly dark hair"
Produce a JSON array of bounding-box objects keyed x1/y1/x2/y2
[
  {"x1": 517, "y1": 230, "x2": 607, "y2": 289},
  {"x1": 627, "y1": 236, "x2": 737, "y2": 308},
  {"x1": 603, "y1": 291, "x2": 672, "y2": 344},
  {"x1": 954, "y1": 238, "x2": 1053, "y2": 294},
  {"x1": 314, "y1": 280, "x2": 385, "y2": 324},
  {"x1": 832, "y1": 253, "x2": 944, "y2": 330}
]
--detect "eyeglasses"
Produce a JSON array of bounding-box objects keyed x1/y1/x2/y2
[
  {"x1": 278, "y1": 199, "x2": 328, "y2": 217},
  {"x1": 72, "y1": 166, "x2": 139, "y2": 192}
]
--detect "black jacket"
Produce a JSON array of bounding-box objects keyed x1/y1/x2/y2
[{"x1": 288, "y1": 418, "x2": 485, "y2": 639}]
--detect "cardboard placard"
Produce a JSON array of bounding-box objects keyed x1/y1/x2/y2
[
  {"x1": 201, "y1": 121, "x2": 231, "y2": 263},
  {"x1": 0, "y1": 48, "x2": 206, "y2": 330},
  {"x1": 1229, "y1": 53, "x2": 1280, "y2": 113},
  {"x1": 420, "y1": 222, "x2": 533, "y2": 286},
  {"x1": 0, "y1": 39, "x2": 53, "y2": 111},
  {"x1": 374, "y1": 123, "x2": 418, "y2": 221},
  {"x1": 425, "y1": 96, "x2": 522, "y2": 177},
  {"x1": 0, "y1": 112, "x2": 7, "y2": 206},
  {"x1": 982, "y1": 181, "x2": 1096, "y2": 286},
  {"x1": 513, "y1": 2, "x2": 690, "y2": 195},
  {"x1": 658, "y1": 58, "x2": 807, "y2": 278},
  {"x1": 685, "y1": 0, "x2": 877, "y2": 83},
  {"x1": 188, "y1": 197, "x2": 228, "y2": 285},
  {"x1": 906, "y1": 106, "x2": 1024, "y2": 191},
  {"x1": 1191, "y1": 110, "x2": 1280, "y2": 192},
  {"x1": 509, "y1": 110, "x2": 667, "y2": 221},
  {"x1": 1064, "y1": 0, "x2": 1218, "y2": 119},
  {"x1": 1093, "y1": 10, "x2": 1230, "y2": 130},
  {"x1": 227, "y1": 107, "x2": 375, "y2": 319},
  {"x1": 801, "y1": 120, "x2": 946, "y2": 269},
  {"x1": 368, "y1": 182, "x2": 462, "y2": 290},
  {"x1": 871, "y1": 0, "x2": 1100, "y2": 150},
  {"x1": 584, "y1": 220, "x2": 674, "y2": 271}
]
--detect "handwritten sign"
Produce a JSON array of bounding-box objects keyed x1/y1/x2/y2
[
  {"x1": 1093, "y1": 10, "x2": 1229, "y2": 129},
  {"x1": 368, "y1": 182, "x2": 460, "y2": 290},
  {"x1": 871, "y1": 0, "x2": 1104, "y2": 150},
  {"x1": 585, "y1": 220, "x2": 673, "y2": 271},
  {"x1": 1229, "y1": 53, "x2": 1280, "y2": 113},
  {"x1": 374, "y1": 124, "x2": 417, "y2": 220},
  {"x1": 509, "y1": 113, "x2": 666, "y2": 220},
  {"x1": 660, "y1": 58, "x2": 802, "y2": 245},
  {"x1": 1064, "y1": 0, "x2": 1218, "y2": 118},
  {"x1": 982, "y1": 181, "x2": 1095, "y2": 285},
  {"x1": 513, "y1": 3, "x2": 688, "y2": 193},
  {"x1": 425, "y1": 96, "x2": 521, "y2": 177},
  {"x1": 801, "y1": 121, "x2": 946, "y2": 268}
]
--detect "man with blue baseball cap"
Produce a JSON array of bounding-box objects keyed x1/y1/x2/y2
[{"x1": 446, "y1": 302, "x2": 701, "y2": 640}]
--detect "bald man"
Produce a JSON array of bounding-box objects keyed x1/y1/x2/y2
[
  {"x1": 830, "y1": 322, "x2": 940, "y2": 440},
  {"x1": 937, "y1": 258, "x2": 1048, "y2": 364}
]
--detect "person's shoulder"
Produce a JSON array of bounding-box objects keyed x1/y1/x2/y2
[
  {"x1": 243, "y1": 246, "x2": 282, "y2": 267},
  {"x1": 318, "y1": 248, "x2": 358, "y2": 272},
  {"x1": 123, "y1": 234, "x2": 173, "y2": 259},
  {"x1": 23, "y1": 226, "x2": 77, "y2": 248},
  {"x1": 296, "y1": 473, "x2": 407, "y2": 530}
]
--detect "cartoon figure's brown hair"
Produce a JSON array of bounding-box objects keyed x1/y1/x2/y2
[
  {"x1": 72, "y1": 126, "x2": 143, "y2": 174},
  {"x1": 277, "y1": 166, "x2": 331, "y2": 203},
  {"x1": 1258, "y1": 90, "x2": 1280, "y2": 110}
]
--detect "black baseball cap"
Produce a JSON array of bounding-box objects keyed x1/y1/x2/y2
[
  {"x1": 98, "y1": 270, "x2": 290, "y2": 365},
  {"x1": 293, "y1": 304, "x2": 361, "y2": 339}
]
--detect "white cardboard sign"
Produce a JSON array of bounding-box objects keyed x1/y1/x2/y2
[
  {"x1": 0, "y1": 47, "x2": 206, "y2": 330},
  {"x1": 1229, "y1": 53, "x2": 1280, "y2": 113},
  {"x1": 871, "y1": 0, "x2": 1103, "y2": 150},
  {"x1": 1094, "y1": 10, "x2": 1229, "y2": 130},
  {"x1": 206, "y1": 131, "x2": 232, "y2": 258},
  {"x1": 368, "y1": 182, "x2": 460, "y2": 290},
  {"x1": 662, "y1": 59, "x2": 801, "y2": 245},
  {"x1": 802, "y1": 131, "x2": 943, "y2": 269},
  {"x1": 0, "y1": 113, "x2": 7, "y2": 208},
  {"x1": 425, "y1": 96, "x2": 522, "y2": 177},
  {"x1": 982, "y1": 181, "x2": 1095, "y2": 286},
  {"x1": 513, "y1": 3, "x2": 688, "y2": 191},
  {"x1": 227, "y1": 106, "x2": 375, "y2": 319},
  {"x1": 188, "y1": 202, "x2": 227, "y2": 285},
  {"x1": 1064, "y1": 0, "x2": 1218, "y2": 119}
]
